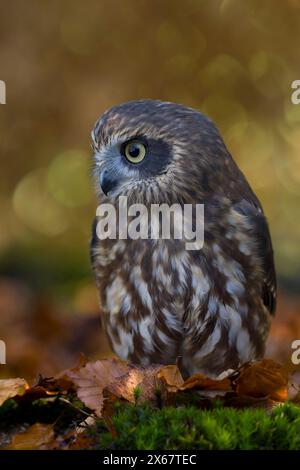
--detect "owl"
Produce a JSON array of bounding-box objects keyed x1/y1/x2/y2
[{"x1": 90, "y1": 100, "x2": 276, "y2": 378}]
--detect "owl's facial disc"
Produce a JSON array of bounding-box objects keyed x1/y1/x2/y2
[
  {"x1": 97, "y1": 137, "x2": 148, "y2": 196},
  {"x1": 96, "y1": 134, "x2": 172, "y2": 197}
]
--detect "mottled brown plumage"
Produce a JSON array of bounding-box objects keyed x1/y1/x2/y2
[{"x1": 90, "y1": 100, "x2": 276, "y2": 378}]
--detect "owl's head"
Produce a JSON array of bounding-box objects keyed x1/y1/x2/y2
[{"x1": 92, "y1": 100, "x2": 232, "y2": 204}]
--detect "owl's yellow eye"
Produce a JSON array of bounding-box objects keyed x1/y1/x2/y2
[{"x1": 124, "y1": 140, "x2": 146, "y2": 164}]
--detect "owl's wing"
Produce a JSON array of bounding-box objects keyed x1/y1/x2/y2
[{"x1": 233, "y1": 199, "x2": 277, "y2": 315}]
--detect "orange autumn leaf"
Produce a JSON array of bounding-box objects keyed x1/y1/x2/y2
[
  {"x1": 0, "y1": 378, "x2": 29, "y2": 406},
  {"x1": 156, "y1": 366, "x2": 231, "y2": 398},
  {"x1": 180, "y1": 373, "x2": 232, "y2": 393},
  {"x1": 157, "y1": 365, "x2": 184, "y2": 392},
  {"x1": 235, "y1": 359, "x2": 289, "y2": 401},
  {"x1": 5, "y1": 423, "x2": 55, "y2": 450}
]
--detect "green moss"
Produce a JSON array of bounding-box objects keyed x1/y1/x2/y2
[
  {"x1": 2, "y1": 395, "x2": 300, "y2": 450},
  {"x1": 92, "y1": 402, "x2": 300, "y2": 450}
]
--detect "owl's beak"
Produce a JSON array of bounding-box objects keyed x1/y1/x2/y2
[{"x1": 100, "y1": 169, "x2": 119, "y2": 196}]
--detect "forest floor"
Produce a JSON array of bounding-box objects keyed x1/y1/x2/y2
[{"x1": 1, "y1": 356, "x2": 300, "y2": 450}]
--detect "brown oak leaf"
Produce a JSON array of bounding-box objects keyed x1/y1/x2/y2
[{"x1": 235, "y1": 359, "x2": 288, "y2": 401}]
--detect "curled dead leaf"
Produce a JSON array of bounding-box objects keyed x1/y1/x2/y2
[
  {"x1": 235, "y1": 359, "x2": 288, "y2": 401},
  {"x1": 156, "y1": 365, "x2": 184, "y2": 405},
  {"x1": 180, "y1": 373, "x2": 232, "y2": 394},
  {"x1": 0, "y1": 378, "x2": 29, "y2": 406},
  {"x1": 157, "y1": 365, "x2": 184, "y2": 392},
  {"x1": 156, "y1": 366, "x2": 232, "y2": 400}
]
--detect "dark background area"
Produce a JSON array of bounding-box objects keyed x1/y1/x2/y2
[{"x1": 0, "y1": 0, "x2": 299, "y2": 381}]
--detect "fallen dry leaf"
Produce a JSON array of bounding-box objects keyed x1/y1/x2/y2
[
  {"x1": 64, "y1": 359, "x2": 164, "y2": 416},
  {"x1": 63, "y1": 358, "x2": 131, "y2": 416},
  {"x1": 235, "y1": 359, "x2": 289, "y2": 401},
  {"x1": 64, "y1": 358, "x2": 289, "y2": 418},
  {"x1": 101, "y1": 363, "x2": 163, "y2": 433},
  {"x1": 106, "y1": 364, "x2": 162, "y2": 404},
  {"x1": 180, "y1": 373, "x2": 232, "y2": 394},
  {"x1": 156, "y1": 366, "x2": 231, "y2": 400},
  {"x1": 4, "y1": 423, "x2": 55, "y2": 450},
  {"x1": 0, "y1": 356, "x2": 293, "y2": 446},
  {"x1": 155, "y1": 365, "x2": 185, "y2": 405},
  {"x1": 0, "y1": 378, "x2": 29, "y2": 406},
  {"x1": 157, "y1": 365, "x2": 184, "y2": 392}
]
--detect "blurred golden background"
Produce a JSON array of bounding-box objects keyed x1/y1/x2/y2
[{"x1": 0, "y1": 0, "x2": 299, "y2": 381}]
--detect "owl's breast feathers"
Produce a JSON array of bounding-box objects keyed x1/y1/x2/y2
[{"x1": 91, "y1": 195, "x2": 276, "y2": 377}]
